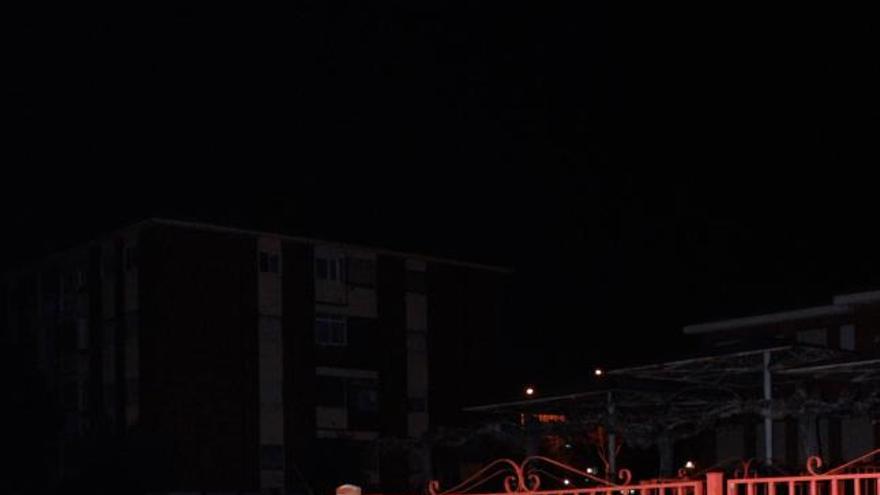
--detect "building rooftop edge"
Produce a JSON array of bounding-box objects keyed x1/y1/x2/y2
[
  {"x1": 148, "y1": 218, "x2": 512, "y2": 273},
  {"x1": 2, "y1": 218, "x2": 513, "y2": 278},
  {"x1": 682, "y1": 305, "x2": 852, "y2": 335}
]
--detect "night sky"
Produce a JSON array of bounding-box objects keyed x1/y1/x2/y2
[{"x1": 7, "y1": 4, "x2": 879, "y2": 393}]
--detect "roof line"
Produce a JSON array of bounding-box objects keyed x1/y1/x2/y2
[
  {"x1": 683, "y1": 305, "x2": 851, "y2": 334},
  {"x1": 463, "y1": 391, "x2": 607, "y2": 411},
  {"x1": 833, "y1": 290, "x2": 880, "y2": 306},
  {"x1": 148, "y1": 218, "x2": 512, "y2": 273},
  {"x1": 607, "y1": 345, "x2": 793, "y2": 374},
  {"x1": 1, "y1": 219, "x2": 149, "y2": 280},
  {"x1": 776, "y1": 358, "x2": 880, "y2": 375}
]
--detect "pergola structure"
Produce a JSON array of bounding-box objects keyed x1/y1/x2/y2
[{"x1": 464, "y1": 345, "x2": 880, "y2": 476}]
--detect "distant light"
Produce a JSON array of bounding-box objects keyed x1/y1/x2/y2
[
  {"x1": 564, "y1": 443, "x2": 573, "y2": 449},
  {"x1": 594, "y1": 368, "x2": 604, "y2": 376},
  {"x1": 564, "y1": 479, "x2": 571, "y2": 486},
  {"x1": 685, "y1": 461, "x2": 695, "y2": 469},
  {"x1": 525, "y1": 387, "x2": 535, "y2": 396},
  {"x1": 630, "y1": 491, "x2": 637, "y2": 494},
  {"x1": 586, "y1": 467, "x2": 595, "y2": 474}
]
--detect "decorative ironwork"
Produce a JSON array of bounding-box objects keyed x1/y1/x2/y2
[
  {"x1": 426, "y1": 450, "x2": 880, "y2": 495},
  {"x1": 806, "y1": 455, "x2": 823, "y2": 476},
  {"x1": 427, "y1": 456, "x2": 636, "y2": 495},
  {"x1": 824, "y1": 447, "x2": 880, "y2": 474},
  {"x1": 733, "y1": 459, "x2": 755, "y2": 479}
]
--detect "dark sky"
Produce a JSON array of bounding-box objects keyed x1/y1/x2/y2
[{"x1": 6, "y1": 3, "x2": 879, "y2": 388}]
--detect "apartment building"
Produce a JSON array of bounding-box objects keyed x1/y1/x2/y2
[{"x1": 1, "y1": 218, "x2": 509, "y2": 494}]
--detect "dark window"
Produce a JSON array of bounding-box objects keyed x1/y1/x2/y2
[
  {"x1": 347, "y1": 378, "x2": 380, "y2": 428},
  {"x1": 260, "y1": 445, "x2": 284, "y2": 470},
  {"x1": 124, "y1": 246, "x2": 138, "y2": 271},
  {"x1": 406, "y1": 269, "x2": 426, "y2": 293},
  {"x1": 348, "y1": 258, "x2": 376, "y2": 287},
  {"x1": 408, "y1": 397, "x2": 427, "y2": 412},
  {"x1": 316, "y1": 375, "x2": 346, "y2": 407},
  {"x1": 315, "y1": 313, "x2": 347, "y2": 346},
  {"x1": 101, "y1": 252, "x2": 115, "y2": 279},
  {"x1": 315, "y1": 258, "x2": 328, "y2": 279},
  {"x1": 315, "y1": 256, "x2": 346, "y2": 282},
  {"x1": 351, "y1": 386, "x2": 379, "y2": 413},
  {"x1": 259, "y1": 252, "x2": 279, "y2": 274}
]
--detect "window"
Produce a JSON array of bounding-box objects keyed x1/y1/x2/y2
[
  {"x1": 315, "y1": 372, "x2": 380, "y2": 429},
  {"x1": 124, "y1": 246, "x2": 138, "y2": 271},
  {"x1": 840, "y1": 324, "x2": 856, "y2": 351},
  {"x1": 407, "y1": 330, "x2": 427, "y2": 351},
  {"x1": 350, "y1": 384, "x2": 379, "y2": 413},
  {"x1": 406, "y1": 269, "x2": 426, "y2": 293},
  {"x1": 408, "y1": 397, "x2": 427, "y2": 412},
  {"x1": 259, "y1": 251, "x2": 280, "y2": 274},
  {"x1": 797, "y1": 328, "x2": 827, "y2": 346},
  {"x1": 315, "y1": 313, "x2": 347, "y2": 346},
  {"x1": 260, "y1": 445, "x2": 284, "y2": 470},
  {"x1": 348, "y1": 257, "x2": 376, "y2": 287},
  {"x1": 316, "y1": 375, "x2": 378, "y2": 411},
  {"x1": 315, "y1": 255, "x2": 346, "y2": 282},
  {"x1": 316, "y1": 375, "x2": 346, "y2": 407},
  {"x1": 535, "y1": 413, "x2": 567, "y2": 424}
]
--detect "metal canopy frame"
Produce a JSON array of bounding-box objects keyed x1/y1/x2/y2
[{"x1": 465, "y1": 345, "x2": 880, "y2": 467}]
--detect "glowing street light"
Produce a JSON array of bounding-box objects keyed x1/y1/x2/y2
[
  {"x1": 684, "y1": 460, "x2": 695, "y2": 469},
  {"x1": 586, "y1": 467, "x2": 595, "y2": 474},
  {"x1": 525, "y1": 387, "x2": 535, "y2": 396},
  {"x1": 564, "y1": 479, "x2": 571, "y2": 486},
  {"x1": 594, "y1": 368, "x2": 604, "y2": 376}
]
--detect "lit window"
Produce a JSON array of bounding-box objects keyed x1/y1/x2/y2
[
  {"x1": 534, "y1": 413, "x2": 567, "y2": 423},
  {"x1": 315, "y1": 313, "x2": 347, "y2": 346}
]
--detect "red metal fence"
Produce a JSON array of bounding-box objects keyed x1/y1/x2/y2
[
  {"x1": 420, "y1": 450, "x2": 880, "y2": 495},
  {"x1": 727, "y1": 452, "x2": 880, "y2": 495}
]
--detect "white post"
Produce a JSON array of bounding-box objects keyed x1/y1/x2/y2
[
  {"x1": 337, "y1": 485, "x2": 362, "y2": 495},
  {"x1": 763, "y1": 350, "x2": 773, "y2": 465}
]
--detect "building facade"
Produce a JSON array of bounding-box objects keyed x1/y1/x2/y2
[{"x1": 1, "y1": 218, "x2": 509, "y2": 495}]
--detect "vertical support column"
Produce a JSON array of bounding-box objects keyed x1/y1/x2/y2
[
  {"x1": 405, "y1": 259, "x2": 430, "y2": 487},
  {"x1": 763, "y1": 350, "x2": 773, "y2": 465},
  {"x1": 258, "y1": 237, "x2": 285, "y2": 493},
  {"x1": 659, "y1": 432, "x2": 674, "y2": 477},
  {"x1": 608, "y1": 391, "x2": 617, "y2": 474},
  {"x1": 706, "y1": 472, "x2": 723, "y2": 495}
]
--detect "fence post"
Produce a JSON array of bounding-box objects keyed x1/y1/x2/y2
[{"x1": 707, "y1": 472, "x2": 724, "y2": 495}]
